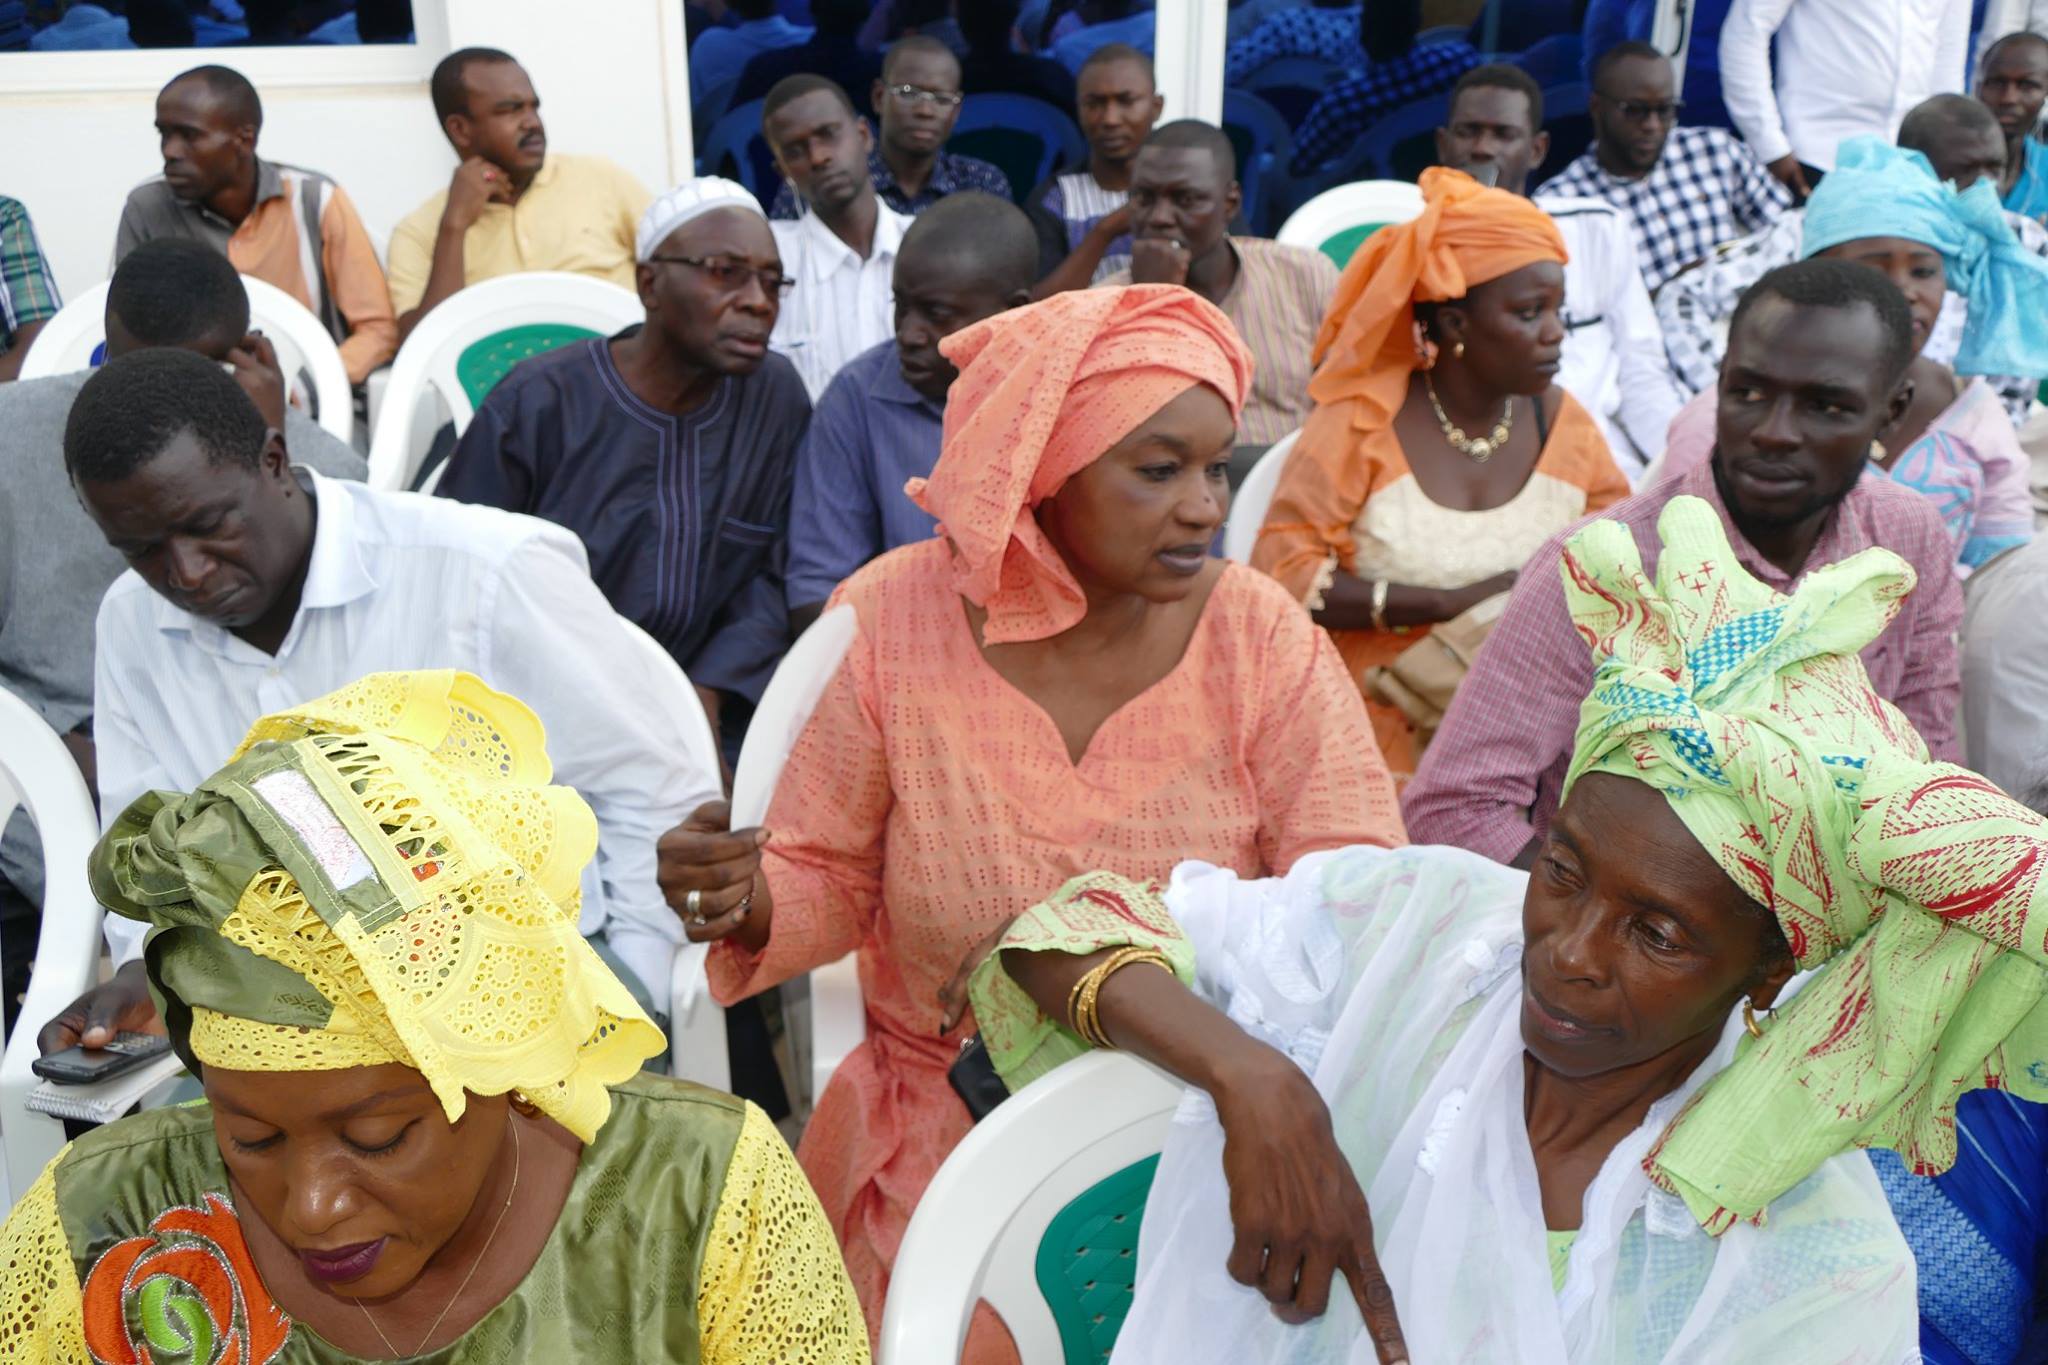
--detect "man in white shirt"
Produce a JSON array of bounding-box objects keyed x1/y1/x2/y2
[
  {"x1": 1443, "y1": 64, "x2": 1685, "y2": 479},
  {"x1": 41, "y1": 348, "x2": 720, "y2": 1055},
  {"x1": 1720, "y1": 0, "x2": 1972, "y2": 195},
  {"x1": 761, "y1": 74, "x2": 912, "y2": 401}
]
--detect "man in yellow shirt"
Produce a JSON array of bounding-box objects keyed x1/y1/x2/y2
[{"x1": 386, "y1": 48, "x2": 652, "y2": 341}]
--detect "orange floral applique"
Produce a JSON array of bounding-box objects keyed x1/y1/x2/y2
[{"x1": 81, "y1": 1192, "x2": 292, "y2": 1365}]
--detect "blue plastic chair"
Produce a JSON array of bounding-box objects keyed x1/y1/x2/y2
[
  {"x1": 1473, "y1": 0, "x2": 1581, "y2": 54},
  {"x1": 1510, "y1": 33, "x2": 1584, "y2": 89},
  {"x1": 1534, "y1": 82, "x2": 1592, "y2": 187},
  {"x1": 1242, "y1": 53, "x2": 1347, "y2": 130},
  {"x1": 1222, "y1": 89, "x2": 1295, "y2": 236},
  {"x1": 949, "y1": 93, "x2": 1087, "y2": 203},
  {"x1": 695, "y1": 97, "x2": 784, "y2": 209}
]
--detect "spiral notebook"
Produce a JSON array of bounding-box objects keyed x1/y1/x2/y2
[{"x1": 25, "y1": 1053, "x2": 186, "y2": 1125}]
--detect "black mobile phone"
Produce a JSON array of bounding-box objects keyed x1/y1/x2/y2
[{"x1": 31, "y1": 1032, "x2": 172, "y2": 1085}]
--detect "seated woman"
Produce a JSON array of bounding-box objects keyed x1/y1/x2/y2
[
  {"x1": 657, "y1": 284, "x2": 1404, "y2": 1358},
  {"x1": 1653, "y1": 137, "x2": 2045, "y2": 576},
  {"x1": 0, "y1": 673, "x2": 865, "y2": 1363},
  {"x1": 1253, "y1": 167, "x2": 1631, "y2": 780},
  {"x1": 971, "y1": 496, "x2": 2048, "y2": 1362}
]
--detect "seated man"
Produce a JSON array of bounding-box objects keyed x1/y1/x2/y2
[
  {"x1": 785, "y1": 191, "x2": 1038, "y2": 632},
  {"x1": 386, "y1": 47, "x2": 652, "y2": 341},
  {"x1": 1404, "y1": 260, "x2": 1964, "y2": 862},
  {"x1": 1394, "y1": 62, "x2": 1682, "y2": 480},
  {"x1": 1657, "y1": 93, "x2": 2046, "y2": 422},
  {"x1": 113, "y1": 64, "x2": 396, "y2": 384},
  {"x1": 1027, "y1": 43, "x2": 1162, "y2": 294},
  {"x1": 1539, "y1": 41, "x2": 1791, "y2": 294},
  {"x1": 768, "y1": 36, "x2": 1011, "y2": 220},
  {"x1": 0, "y1": 238, "x2": 363, "y2": 1033},
  {"x1": 1289, "y1": 0, "x2": 1481, "y2": 175},
  {"x1": 732, "y1": 0, "x2": 883, "y2": 121},
  {"x1": 0, "y1": 195, "x2": 61, "y2": 381},
  {"x1": 1100, "y1": 120, "x2": 1338, "y2": 445},
  {"x1": 436, "y1": 177, "x2": 810, "y2": 755},
  {"x1": 47, "y1": 347, "x2": 719, "y2": 1059},
  {"x1": 1976, "y1": 31, "x2": 2048, "y2": 222},
  {"x1": 763, "y1": 75, "x2": 914, "y2": 401}
]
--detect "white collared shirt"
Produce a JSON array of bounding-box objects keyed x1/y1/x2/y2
[
  {"x1": 1535, "y1": 195, "x2": 1688, "y2": 480},
  {"x1": 92, "y1": 471, "x2": 721, "y2": 1007},
  {"x1": 1720, "y1": 0, "x2": 1973, "y2": 170},
  {"x1": 769, "y1": 200, "x2": 913, "y2": 402}
]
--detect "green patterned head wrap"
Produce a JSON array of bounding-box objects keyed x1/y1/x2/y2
[{"x1": 1561, "y1": 496, "x2": 2048, "y2": 1233}]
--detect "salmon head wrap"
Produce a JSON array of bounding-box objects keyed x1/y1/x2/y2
[
  {"x1": 906, "y1": 284, "x2": 1254, "y2": 644},
  {"x1": 1308, "y1": 166, "x2": 1567, "y2": 428}
]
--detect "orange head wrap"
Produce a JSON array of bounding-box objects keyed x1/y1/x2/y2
[
  {"x1": 906, "y1": 284, "x2": 1254, "y2": 644},
  {"x1": 1307, "y1": 167, "x2": 1567, "y2": 430}
]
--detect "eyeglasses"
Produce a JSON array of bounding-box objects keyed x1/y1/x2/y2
[
  {"x1": 886, "y1": 82, "x2": 964, "y2": 109},
  {"x1": 646, "y1": 254, "x2": 796, "y2": 297},
  {"x1": 1599, "y1": 96, "x2": 1685, "y2": 125}
]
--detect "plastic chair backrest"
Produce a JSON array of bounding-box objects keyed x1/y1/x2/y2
[
  {"x1": 365, "y1": 272, "x2": 642, "y2": 492},
  {"x1": 876, "y1": 1051, "x2": 1185, "y2": 1364},
  {"x1": 698, "y1": 97, "x2": 783, "y2": 208},
  {"x1": 1222, "y1": 89, "x2": 1296, "y2": 236},
  {"x1": 1222, "y1": 428, "x2": 1301, "y2": 563},
  {"x1": 1241, "y1": 53, "x2": 1343, "y2": 95},
  {"x1": 16, "y1": 275, "x2": 355, "y2": 445},
  {"x1": 730, "y1": 606, "x2": 865, "y2": 1104},
  {"x1": 1534, "y1": 83, "x2": 1592, "y2": 186},
  {"x1": 1511, "y1": 32, "x2": 1584, "y2": 88},
  {"x1": 0, "y1": 687, "x2": 107, "y2": 1206},
  {"x1": 1277, "y1": 180, "x2": 1424, "y2": 266},
  {"x1": 950, "y1": 94, "x2": 1087, "y2": 203}
]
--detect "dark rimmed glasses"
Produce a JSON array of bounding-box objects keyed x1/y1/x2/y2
[{"x1": 646, "y1": 254, "x2": 796, "y2": 297}]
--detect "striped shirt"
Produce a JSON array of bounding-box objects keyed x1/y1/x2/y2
[
  {"x1": 0, "y1": 197, "x2": 61, "y2": 348},
  {"x1": 1025, "y1": 169, "x2": 1133, "y2": 282},
  {"x1": 1402, "y1": 458, "x2": 1964, "y2": 862},
  {"x1": 112, "y1": 158, "x2": 397, "y2": 383},
  {"x1": 1100, "y1": 236, "x2": 1340, "y2": 445}
]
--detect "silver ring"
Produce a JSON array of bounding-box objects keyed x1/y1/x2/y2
[
  {"x1": 686, "y1": 888, "x2": 704, "y2": 926},
  {"x1": 734, "y1": 893, "x2": 754, "y2": 920}
]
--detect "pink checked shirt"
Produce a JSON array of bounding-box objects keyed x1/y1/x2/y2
[{"x1": 1403, "y1": 458, "x2": 1965, "y2": 862}]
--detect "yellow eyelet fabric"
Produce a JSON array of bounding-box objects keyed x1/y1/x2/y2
[
  {"x1": 173, "y1": 671, "x2": 664, "y2": 1142},
  {"x1": 0, "y1": 1163, "x2": 89, "y2": 1363}
]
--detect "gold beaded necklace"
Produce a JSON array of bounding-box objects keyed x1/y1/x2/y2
[{"x1": 1425, "y1": 370, "x2": 1514, "y2": 463}]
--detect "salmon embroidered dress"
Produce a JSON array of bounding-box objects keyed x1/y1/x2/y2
[{"x1": 706, "y1": 286, "x2": 1404, "y2": 1358}]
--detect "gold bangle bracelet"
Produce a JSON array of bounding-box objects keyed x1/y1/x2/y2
[{"x1": 1069, "y1": 946, "x2": 1173, "y2": 1050}]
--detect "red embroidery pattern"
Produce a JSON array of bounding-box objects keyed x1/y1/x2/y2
[{"x1": 81, "y1": 1192, "x2": 291, "y2": 1365}]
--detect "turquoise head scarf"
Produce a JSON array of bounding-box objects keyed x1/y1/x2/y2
[{"x1": 1800, "y1": 135, "x2": 2048, "y2": 380}]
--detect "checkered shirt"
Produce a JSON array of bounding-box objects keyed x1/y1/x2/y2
[
  {"x1": 1225, "y1": 4, "x2": 1361, "y2": 85},
  {"x1": 1538, "y1": 125, "x2": 1793, "y2": 294},
  {"x1": 1289, "y1": 38, "x2": 1481, "y2": 174},
  {"x1": 0, "y1": 196, "x2": 61, "y2": 348}
]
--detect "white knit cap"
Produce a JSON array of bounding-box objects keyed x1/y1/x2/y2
[{"x1": 635, "y1": 177, "x2": 767, "y2": 262}]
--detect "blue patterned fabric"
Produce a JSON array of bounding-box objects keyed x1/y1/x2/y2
[{"x1": 1871, "y1": 1089, "x2": 2048, "y2": 1364}]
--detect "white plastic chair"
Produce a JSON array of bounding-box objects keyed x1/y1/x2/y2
[
  {"x1": 0, "y1": 689, "x2": 108, "y2": 1206},
  {"x1": 1276, "y1": 180, "x2": 1425, "y2": 268},
  {"x1": 730, "y1": 606, "x2": 863, "y2": 1109},
  {"x1": 602, "y1": 619, "x2": 730, "y2": 1091},
  {"x1": 878, "y1": 1051, "x2": 1185, "y2": 1365},
  {"x1": 365, "y1": 273, "x2": 643, "y2": 491},
  {"x1": 1222, "y1": 428, "x2": 1300, "y2": 563},
  {"x1": 17, "y1": 276, "x2": 355, "y2": 445}
]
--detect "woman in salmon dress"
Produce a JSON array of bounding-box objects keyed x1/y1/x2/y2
[
  {"x1": 657, "y1": 284, "x2": 1404, "y2": 1359},
  {"x1": 1253, "y1": 169, "x2": 1631, "y2": 779}
]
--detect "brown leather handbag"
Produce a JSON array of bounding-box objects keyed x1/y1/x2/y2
[{"x1": 1363, "y1": 591, "x2": 1512, "y2": 750}]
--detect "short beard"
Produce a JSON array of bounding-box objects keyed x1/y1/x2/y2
[{"x1": 1709, "y1": 448, "x2": 1865, "y2": 534}]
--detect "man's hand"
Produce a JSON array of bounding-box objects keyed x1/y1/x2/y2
[
  {"x1": 225, "y1": 331, "x2": 288, "y2": 430},
  {"x1": 1089, "y1": 202, "x2": 1133, "y2": 247},
  {"x1": 1213, "y1": 1051, "x2": 1408, "y2": 1359},
  {"x1": 1129, "y1": 235, "x2": 1193, "y2": 286},
  {"x1": 1764, "y1": 154, "x2": 1811, "y2": 201},
  {"x1": 37, "y1": 961, "x2": 163, "y2": 1055},
  {"x1": 443, "y1": 156, "x2": 516, "y2": 234}
]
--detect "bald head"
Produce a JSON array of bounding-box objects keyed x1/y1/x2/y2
[{"x1": 1898, "y1": 93, "x2": 2008, "y2": 189}]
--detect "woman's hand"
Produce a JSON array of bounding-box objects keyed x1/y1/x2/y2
[
  {"x1": 937, "y1": 918, "x2": 1018, "y2": 1033},
  {"x1": 1213, "y1": 1049, "x2": 1408, "y2": 1360},
  {"x1": 1432, "y1": 569, "x2": 1517, "y2": 622},
  {"x1": 656, "y1": 799, "x2": 772, "y2": 950}
]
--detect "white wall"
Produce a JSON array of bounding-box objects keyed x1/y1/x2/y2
[{"x1": 0, "y1": 0, "x2": 692, "y2": 302}]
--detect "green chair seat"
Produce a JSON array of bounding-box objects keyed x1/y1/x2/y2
[
  {"x1": 1319, "y1": 221, "x2": 1394, "y2": 269},
  {"x1": 455, "y1": 323, "x2": 604, "y2": 408},
  {"x1": 1034, "y1": 1155, "x2": 1159, "y2": 1363}
]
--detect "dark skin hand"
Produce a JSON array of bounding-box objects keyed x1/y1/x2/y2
[
  {"x1": 0, "y1": 317, "x2": 47, "y2": 380},
  {"x1": 38, "y1": 959, "x2": 163, "y2": 1054}
]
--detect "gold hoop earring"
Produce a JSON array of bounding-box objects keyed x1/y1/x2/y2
[{"x1": 1742, "y1": 999, "x2": 1769, "y2": 1041}]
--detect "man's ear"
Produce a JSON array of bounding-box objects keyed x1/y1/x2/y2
[
  {"x1": 444, "y1": 113, "x2": 473, "y2": 157},
  {"x1": 258, "y1": 429, "x2": 292, "y2": 481},
  {"x1": 1224, "y1": 179, "x2": 1243, "y2": 225},
  {"x1": 1531, "y1": 129, "x2": 1551, "y2": 169},
  {"x1": 1881, "y1": 373, "x2": 1916, "y2": 437}
]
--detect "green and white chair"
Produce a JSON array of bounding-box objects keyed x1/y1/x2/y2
[
  {"x1": 1221, "y1": 427, "x2": 1301, "y2": 564},
  {"x1": 879, "y1": 1051, "x2": 1185, "y2": 1365},
  {"x1": 365, "y1": 272, "x2": 642, "y2": 492},
  {"x1": 1276, "y1": 180, "x2": 1425, "y2": 270}
]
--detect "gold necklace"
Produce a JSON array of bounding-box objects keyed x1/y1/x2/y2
[
  {"x1": 1425, "y1": 371, "x2": 1514, "y2": 463},
  {"x1": 358, "y1": 1116, "x2": 522, "y2": 1360}
]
